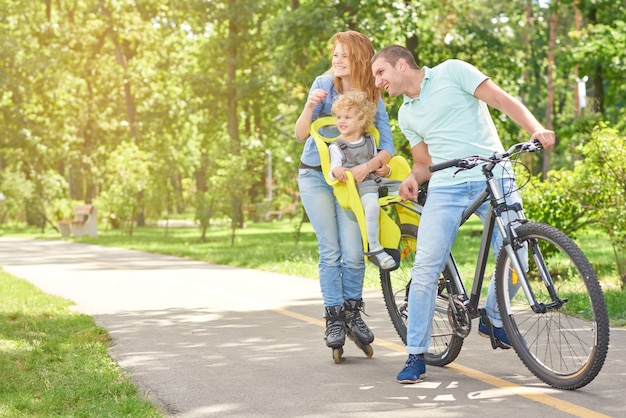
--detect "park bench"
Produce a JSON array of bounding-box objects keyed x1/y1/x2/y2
[
  {"x1": 265, "y1": 202, "x2": 299, "y2": 222},
  {"x1": 265, "y1": 209, "x2": 284, "y2": 221},
  {"x1": 58, "y1": 204, "x2": 98, "y2": 238}
]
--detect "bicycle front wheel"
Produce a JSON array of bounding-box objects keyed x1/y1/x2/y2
[
  {"x1": 495, "y1": 221, "x2": 609, "y2": 390},
  {"x1": 380, "y1": 223, "x2": 463, "y2": 366}
]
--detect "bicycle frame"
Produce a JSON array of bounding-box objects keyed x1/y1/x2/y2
[{"x1": 443, "y1": 166, "x2": 529, "y2": 320}]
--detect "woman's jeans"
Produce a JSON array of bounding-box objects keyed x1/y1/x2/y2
[
  {"x1": 298, "y1": 168, "x2": 365, "y2": 307},
  {"x1": 406, "y1": 179, "x2": 522, "y2": 354}
]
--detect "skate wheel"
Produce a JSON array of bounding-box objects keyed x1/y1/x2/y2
[
  {"x1": 332, "y1": 347, "x2": 343, "y2": 364},
  {"x1": 363, "y1": 344, "x2": 374, "y2": 358}
]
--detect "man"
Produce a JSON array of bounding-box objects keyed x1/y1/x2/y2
[{"x1": 371, "y1": 45, "x2": 555, "y2": 383}]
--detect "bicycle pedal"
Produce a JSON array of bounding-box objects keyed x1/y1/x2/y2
[
  {"x1": 494, "y1": 339, "x2": 511, "y2": 350},
  {"x1": 478, "y1": 309, "x2": 500, "y2": 350}
]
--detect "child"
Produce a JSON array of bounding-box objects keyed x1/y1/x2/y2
[{"x1": 329, "y1": 89, "x2": 400, "y2": 270}]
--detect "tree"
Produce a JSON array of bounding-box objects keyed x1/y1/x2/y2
[
  {"x1": 99, "y1": 141, "x2": 151, "y2": 235},
  {"x1": 1, "y1": 0, "x2": 625, "y2": 250},
  {"x1": 572, "y1": 19, "x2": 626, "y2": 123},
  {"x1": 577, "y1": 124, "x2": 626, "y2": 285}
]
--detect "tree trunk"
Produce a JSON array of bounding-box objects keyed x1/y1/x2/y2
[
  {"x1": 227, "y1": 0, "x2": 243, "y2": 233},
  {"x1": 405, "y1": 0, "x2": 419, "y2": 64},
  {"x1": 573, "y1": 0, "x2": 582, "y2": 119},
  {"x1": 586, "y1": 3, "x2": 604, "y2": 114},
  {"x1": 543, "y1": 8, "x2": 558, "y2": 178}
]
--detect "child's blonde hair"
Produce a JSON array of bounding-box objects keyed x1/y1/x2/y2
[{"x1": 331, "y1": 89, "x2": 377, "y2": 132}]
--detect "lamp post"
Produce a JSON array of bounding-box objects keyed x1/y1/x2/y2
[
  {"x1": 265, "y1": 150, "x2": 272, "y2": 201},
  {"x1": 576, "y1": 75, "x2": 588, "y2": 117}
]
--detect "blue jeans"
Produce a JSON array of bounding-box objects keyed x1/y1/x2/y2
[
  {"x1": 298, "y1": 168, "x2": 365, "y2": 307},
  {"x1": 406, "y1": 179, "x2": 522, "y2": 354}
]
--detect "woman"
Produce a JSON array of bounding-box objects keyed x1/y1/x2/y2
[{"x1": 295, "y1": 31, "x2": 394, "y2": 357}]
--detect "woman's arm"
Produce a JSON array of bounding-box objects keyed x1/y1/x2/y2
[
  {"x1": 295, "y1": 88, "x2": 328, "y2": 141},
  {"x1": 350, "y1": 96, "x2": 393, "y2": 180},
  {"x1": 374, "y1": 96, "x2": 394, "y2": 155}
]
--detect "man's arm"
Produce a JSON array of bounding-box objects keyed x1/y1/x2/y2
[
  {"x1": 399, "y1": 141, "x2": 432, "y2": 201},
  {"x1": 410, "y1": 141, "x2": 433, "y2": 185},
  {"x1": 474, "y1": 79, "x2": 556, "y2": 150}
]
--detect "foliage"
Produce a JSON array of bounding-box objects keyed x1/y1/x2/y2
[
  {"x1": 32, "y1": 169, "x2": 72, "y2": 229},
  {"x1": 576, "y1": 124, "x2": 626, "y2": 283},
  {"x1": 100, "y1": 141, "x2": 152, "y2": 234},
  {"x1": 521, "y1": 169, "x2": 592, "y2": 239},
  {"x1": 571, "y1": 18, "x2": 626, "y2": 123},
  {"x1": 0, "y1": 0, "x2": 625, "y2": 247},
  {"x1": 0, "y1": 170, "x2": 34, "y2": 224},
  {"x1": 523, "y1": 123, "x2": 626, "y2": 285}
]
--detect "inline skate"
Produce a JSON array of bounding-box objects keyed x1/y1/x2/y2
[
  {"x1": 343, "y1": 299, "x2": 374, "y2": 359},
  {"x1": 324, "y1": 305, "x2": 346, "y2": 364}
]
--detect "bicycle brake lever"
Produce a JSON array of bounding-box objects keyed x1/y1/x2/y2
[
  {"x1": 520, "y1": 140, "x2": 542, "y2": 153},
  {"x1": 530, "y1": 139, "x2": 543, "y2": 151},
  {"x1": 453, "y1": 163, "x2": 473, "y2": 176}
]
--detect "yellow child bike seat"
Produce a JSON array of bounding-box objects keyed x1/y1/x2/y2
[{"x1": 309, "y1": 116, "x2": 419, "y2": 262}]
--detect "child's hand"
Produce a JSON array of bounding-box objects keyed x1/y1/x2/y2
[{"x1": 332, "y1": 167, "x2": 349, "y2": 183}]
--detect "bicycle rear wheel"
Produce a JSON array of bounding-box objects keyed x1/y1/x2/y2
[
  {"x1": 495, "y1": 221, "x2": 609, "y2": 390},
  {"x1": 380, "y1": 224, "x2": 463, "y2": 366}
]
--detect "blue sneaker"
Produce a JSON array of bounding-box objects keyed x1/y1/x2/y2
[
  {"x1": 397, "y1": 354, "x2": 426, "y2": 384},
  {"x1": 478, "y1": 317, "x2": 512, "y2": 349}
]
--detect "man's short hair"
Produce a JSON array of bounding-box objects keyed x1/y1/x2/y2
[{"x1": 372, "y1": 45, "x2": 420, "y2": 69}]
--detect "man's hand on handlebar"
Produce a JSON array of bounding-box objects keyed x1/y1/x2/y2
[{"x1": 531, "y1": 129, "x2": 556, "y2": 151}]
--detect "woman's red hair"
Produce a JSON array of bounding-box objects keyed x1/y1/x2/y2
[{"x1": 328, "y1": 31, "x2": 380, "y2": 105}]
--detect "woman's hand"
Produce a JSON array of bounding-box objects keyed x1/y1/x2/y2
[
  {"x1": 306, "y1": 89, "x2": 328, "y2": 109},
  {"x1": 375, "y1": 164, "x2": 391, "y2": 177},
  {"x1": 295, "y1": 89, "x2": 329, "y2": 141},
  {"x1": 351, "y1": 160, "x2": 380, "y2": 183}
]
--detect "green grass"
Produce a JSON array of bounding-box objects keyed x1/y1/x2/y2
[{"x1": 0, "y1": 270, "x2": 164, "y2": 418}]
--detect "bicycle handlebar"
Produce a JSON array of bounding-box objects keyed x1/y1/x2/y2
[
  {"x1": 429, "y1": 139, "x2": 543, "y2": 173},
  {"x1": 429, "y1": 159, "x2": 467, "y2": 172}
]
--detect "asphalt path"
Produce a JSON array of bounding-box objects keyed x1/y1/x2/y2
[{"x1": 0, "y1": 237, "x2": 624, "y2": 418}]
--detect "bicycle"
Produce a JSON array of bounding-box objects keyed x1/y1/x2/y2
[
  {"x1": 380, "y1": 139, "x2": 610, "y2": 390},
  {"x1": 311, "y1": 118, "x2": 608, "y2": 388}
]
